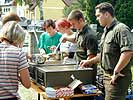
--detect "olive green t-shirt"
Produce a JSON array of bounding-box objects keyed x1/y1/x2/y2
[{"x1": 74, "y1": 24, "x2": 98, "y2": 62}]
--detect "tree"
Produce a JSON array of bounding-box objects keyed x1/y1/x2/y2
[
  {"x1": 115, "y1": 0, "x2": 133, "y2": 29},
  {"x1": 63, "y1": 0, "x2": 96, "y2": 24},
  {"x1": 96, "y1": 0, "x2": 133, "y2": 29},
  {"x1": 63, "y1": 0, "x2": 133, "y2": 29},
  {"x1": 63, "y1": 0, "x2": 82, "y2": 17},
  {"x1": 83, "y1": 0, "x2": 97, "y2": 24},
  {"x1": 63, "y1": 0, "x2": 103, "y2": 35}
]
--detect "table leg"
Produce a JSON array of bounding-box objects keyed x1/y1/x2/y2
[{"x1": 38, "y1": 93, "x2": 40, "y2": 100}]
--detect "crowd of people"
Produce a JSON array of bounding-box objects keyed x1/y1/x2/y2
[{"x1": 0, "y1": 2, "x2": 132, "y2": 100}]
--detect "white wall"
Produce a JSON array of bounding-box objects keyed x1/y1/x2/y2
[
  {"x1": 17, "y1": 6, "x2": 25, "y2": 17},
  {"x1": 0, "y1": 0, "x2": 5, "y2": 5}
]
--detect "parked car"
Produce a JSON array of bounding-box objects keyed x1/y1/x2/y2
[
  {"x1": 27, "y1": 20, "x2": 44, "y2": 31},
  {"x1": 19, "y1": 17, "x2": 31, "y2": 29}
]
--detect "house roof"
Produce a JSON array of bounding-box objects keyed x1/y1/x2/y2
[{"x1": 62, "y1": 0, "x2": 74, "y2": 6}]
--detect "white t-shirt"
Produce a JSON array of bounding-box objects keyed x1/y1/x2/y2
[{"x1": 60, "y1": 33, "x2": 77, "y2": 53}]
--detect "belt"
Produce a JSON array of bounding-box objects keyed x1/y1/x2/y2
[
  {"x1": 101, "y1": 65, "x2": 113, "y2": 75},
  {"x1": 104, "y1": 69, "x2": 113, "y2": 75}
]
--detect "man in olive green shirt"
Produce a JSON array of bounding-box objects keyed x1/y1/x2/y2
[
  {"x1": 80, "y1": 2, "x2": 133, "y2": 100},
  {"x1": 61, "y1": 10, "x2": 98, "y2": 100},
  {"x1": 61, "y1": 10, "x2": 98, "y2": 85},
  {"x1": 61, "y1": 10, "x2": 98, "y2": 62}
]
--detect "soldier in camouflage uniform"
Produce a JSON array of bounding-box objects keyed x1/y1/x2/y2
[{"x1": 80, "y1": 2, "x2": 133, "y2": 100}]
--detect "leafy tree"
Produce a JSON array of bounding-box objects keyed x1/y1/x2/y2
[
  {"x1": 63, "y1": 0, "x2": 96, "y2": 24},
  {"x1": 115, "y1": 0, "x2": 133, "y2": 29},
  {"x1": 63, "y1": 0, "x2": 83, "y2": 17},
  {"x1": 63, "y1": 0, "x2": 133, "y2": 30}
]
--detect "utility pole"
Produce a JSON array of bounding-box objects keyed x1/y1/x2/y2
[
  {"x1": 11, "y1": 0, "x2": 17, "y2": 13},
  {"x1": 0, "y1": 7, "x2": 2, "y2": 17},
  {"x1": 39, "y1": 0, "x2": 44, "y2": 20}
]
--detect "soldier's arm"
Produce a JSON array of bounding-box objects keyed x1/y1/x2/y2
[
  {"x1": 80, "y1": 54, "x2": 100, "y2": 67},
  {"x1": 86, "y1": 34, "x2": 98, "y2": 60},
  {"x1": 114, "y1": 51, "x2": 132, "y2": 73},
  {"x1": 114, "y1": 25, "x2": 133, "y2": 73},
  {"x1": 61, "y1": 35, "x2": 76, "y2": 43}
]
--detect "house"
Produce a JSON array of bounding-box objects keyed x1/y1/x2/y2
[
  {"x1": 0, "y1": 0, "x2": 12, "y2": 17},
  {"x1": 0, "y1": 0, "x2": 70, "y2": 21},
  {"x1": 0, "y1": 0, "x2": 26, "y2": 18},
  {"x1": 27, "y1": 0, "x2": 66, "y2": 20}
]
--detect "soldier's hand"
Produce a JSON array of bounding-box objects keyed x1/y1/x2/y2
[
  {"x1": 110, "y1": 72, "x2": 125, "y2": 85},
  {"x1": 80, "y1": 60, "x2": 92, "y2": 67}
]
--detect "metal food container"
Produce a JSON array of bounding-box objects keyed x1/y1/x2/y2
[
  {"x1": 31, "y1": 54, "x2": 46, "y2": 64},
  {"x1": 29, "y1": 62, "x2": 96, "y2": 88}
]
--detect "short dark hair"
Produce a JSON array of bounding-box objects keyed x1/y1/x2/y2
[
  {"x1": 95, "y1": 2, "x2": 115, "y2": 17},
  {"x1": 68, "y1": 9, "x2": 85, "y2": 21},
  {"x1": 2, "y1": 13, "x2": 21, "y2": 25},
  {"x1": 43, "y1": 19, "x2": 55, "y2": 30}
]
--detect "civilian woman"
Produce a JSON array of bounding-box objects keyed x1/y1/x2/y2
[{"x1": 0, "y1": 21, "x2": 31, "y2": 100}]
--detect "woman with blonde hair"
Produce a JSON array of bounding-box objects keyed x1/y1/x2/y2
[{"x1": 0, "y1": 21, "x2": 31, "y2": 100}]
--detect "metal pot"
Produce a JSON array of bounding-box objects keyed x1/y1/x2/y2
[{"x1": 31, "y1": 54, "x2": 46, "y2": 64}]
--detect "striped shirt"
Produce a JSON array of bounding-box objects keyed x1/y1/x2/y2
[{"x1": 0, "y1": 43, "x2": 29, "y2": 99}]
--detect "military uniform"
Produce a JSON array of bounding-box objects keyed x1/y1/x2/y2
[
  {"x1": 71, "y1": 24, "x2": 98, "y2": 100},
  {"x1": 74, "y1": 24, "x2": 98, "y2": 62},
  {"x1": 75, "y1": 24, "x2": 98, "y2": 84},
  {"x1": 100, "y1": 19, "x2": 133, "y2": 100}
]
